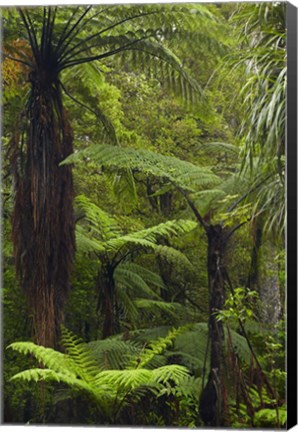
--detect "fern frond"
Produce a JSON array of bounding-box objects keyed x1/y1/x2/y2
[
  {"x1": 155, "y1": 245, "x2": 194, "y2": 272},
  {"x1": 75, "y1": 195, "x2": 121, "y2": 241},
  {"x1": 93, "y1": 368, "x2": 153, "y2": 391},
  {"x1": 134, "y1": 299, "x2": 181, "y2": 316},
  {"x1": 152, "y1": 364, "x2": 190, "y2": 385},
  {"x1": 117, "y1": 263, "x2": 166, "y2": 290},
  {"x1": 88, "y1": 338, "x2": 141, "y2": 370},
  {"x1": 77, "y1": 218, "x2": 196, "y2": 256},
  {"x1": 105, "y1": 219, "x2": 197, "y2": 252},
  {"x1": 75, "y1": 225, "x2": 106, "y2": 254},
  {"x1": 173, "y1": 375, "x2": 201, "y2": 399},
  {"x1": 7, "y1": 342, "x2": 77, "y2": 378},
  {"x1": 75, "y1": 196, "x2": 196, "y2": 256},
  {"x1": 60, "y1": 327, "x2": 100, "y2": 380},
  {"x1": 61, "y1": 144, "x2": 220, "y2": 192},
  {"x1": 9, "y1": 325, "x2": 205, "y2": 421},
  {"x1": 133, "y1": 326, "x2": 191, "y2": 369},
  {"x1": 114, "y1": 265, "x2": 161, "y2": 300},
  {"x1": 193, "y1": 189, "x2": 227, "y2": 215},
  {"x1": 63, "y1": 62, "x2": 120, "y2": 146},
  {"x1": 11, "y1": 368, "x2": 94, "y2": 393}
]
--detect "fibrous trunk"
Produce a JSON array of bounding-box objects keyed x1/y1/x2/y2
[
  {"x1": 199, "y1": 224, "x2": 227, "y2": 426},
  {"x1": 11, "y1": 74, "x2": 75, "y2": 347},
  {"x1": 97, "y1": 265, "x2": 120, "y2": 338}
]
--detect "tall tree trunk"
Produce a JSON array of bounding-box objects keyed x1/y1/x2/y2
[
  {"x1": 11, "y1": 76, "x2": 75, "y2": 347},
  {"x1": 199, "y1": 224, "x2": 227, "y2": 426}
]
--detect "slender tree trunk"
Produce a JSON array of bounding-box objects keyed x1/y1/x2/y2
[
  {"x1": 98, "y1": 265, "x2": 119, "y2": 338},
  {"x1": 199, "y1": 224, "x2": 227, "y2": 426}
]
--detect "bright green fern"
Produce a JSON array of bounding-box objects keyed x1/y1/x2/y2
[{"x1": 8, "y1": 327, "x2": 191, "y2": 422}]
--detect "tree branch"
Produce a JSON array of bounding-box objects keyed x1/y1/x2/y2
[
  {"x1": 59, "y1": 36, "x2": 149, "y2": 71},
  {"x1": 175, "y1": 185, "x2": 209, "y2": 232},
  {"x1": 59, "y1": 9, "x2": 157, "y2": 65},
  {"x1": 227, "y1": 173, "x2": 273, "y2": 213}
]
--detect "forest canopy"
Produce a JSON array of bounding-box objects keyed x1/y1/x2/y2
[{"x1": 2, "y1": 2, "x2": 286, "y2": 428}]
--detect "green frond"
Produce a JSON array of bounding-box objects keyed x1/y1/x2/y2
[
  {"x1": 112, "y1": 170, "x2": 139, "y2": 212},
  {"x1": 173, "y1": 323, "x2": 251, "y2": 372},
  {"x1": 134, "y1": 299, "x2": 182, "y2": 317},
  {"x1": 106, "y1": 219, "x2": 196, "y2": 251},
  {"x1": 11, "y1": 368, "x2": 93, "y2": 393},
  {"x1": 7, "y1": 342, "x2": 77, "y2": 378},
  {"x1": 115, "y1": 285, "x2": 139, "y2": 322},
  {"x1": 75, "y1": 225, "x2": 106, "y2": 254},
  {"x1": 61, "y1": 144, "x2": 220, "y2": 192},
  {"x1": 192, "y1": 189, "x2": 227, "y2": 216},
  {"x1": 173, "y1": 375, "x2": 201, "y2": 399},
  {"x1": 117, "y1": 263, "x2": 166, "y2": 290},
  {"x1": 205, "y1": 142, "x2": 239, "y2": 155},
  {"x1": 63, "y1": 62, "x2": 120, "y2": 146},
  {"x1": 125, "y1": 323, "x2": 251, "y2": 375},
  {"x1": 152, "y1": 364, "x2": 190, "y2": 385},
  {"x1": 88, "y1": 338, "x2": 141, "y2": 370},
  {"x1": 75, "y1": 195, "x2": 121, "y2": 241},
  {"x1": 155, "y1": 245, "x2": 194, "y2": 272},
  {"x1": 9, "y1": 327, "x2": 196, "y2": 420},
  {"x1": 60, "y1": 327, "x2": 100, "y2": 379},
  {"x1": 133, "y1": 326, "x2": 191, "y2": 369},
  {"x1": 93, "y1": 368, "x2": 153, "y2": 391},
  {"x1": 75, "y1": 195, "x2": 197, "y2": 257},
  {"x1": 114, "y1": 265, "x2": 162, "y2": 300}
]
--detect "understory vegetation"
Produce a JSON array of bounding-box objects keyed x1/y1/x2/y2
[{"x1": 2, "y1": 2, "x2": 286, "y2": 428}]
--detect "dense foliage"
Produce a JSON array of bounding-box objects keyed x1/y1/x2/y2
[{"x1": 2, "y1": 3, "x2": 286, "y2": 428}]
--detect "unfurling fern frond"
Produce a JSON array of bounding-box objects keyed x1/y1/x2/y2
[{"x1": 61, "y1": 144, "x2": 220, "y2": 192}]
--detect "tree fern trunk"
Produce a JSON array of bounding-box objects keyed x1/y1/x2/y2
[
  {"x1": 99, "y1": 265, "x2": 120, "y2": 338},
  {"x1": 199, "y1": 224, "x2": 227, "y2": 426},
  {"x1": 11, "y1": 75, "x2": 75, "y2": 347}
]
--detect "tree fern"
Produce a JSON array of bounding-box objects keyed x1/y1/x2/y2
[
  {"x1": 75, "y1": 195, "x2": 197, "y2": 256},
  {"x1": 74, "y1": 195, "x2": 196, "y2": 334}
]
